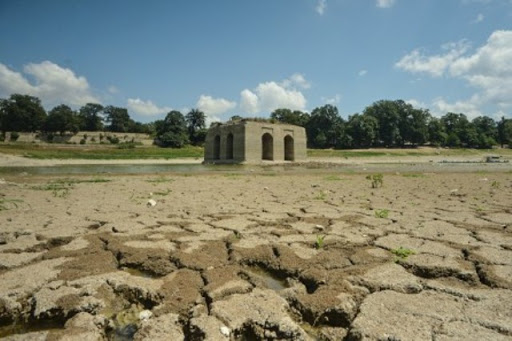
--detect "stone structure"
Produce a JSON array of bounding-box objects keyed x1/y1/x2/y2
[{"x1": 204, "y1": 121, "x2": 307, "y2": 164}]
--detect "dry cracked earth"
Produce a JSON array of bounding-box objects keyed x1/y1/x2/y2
[{"x1": 0, "y1": 169, "x2": 511, "y2": 340}]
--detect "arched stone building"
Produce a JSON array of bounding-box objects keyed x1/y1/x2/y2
[{"x1": 204, "y1": 121, "x2": 307, "y2": 164}]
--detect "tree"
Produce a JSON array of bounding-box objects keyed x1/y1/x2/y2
[
  {"x1": 306, "y1": 105, "x2": 344, "y2": 148},
  {"x1": 497, "y1": 117, "x2": 512, "y2": 147},
  {"x1": 271, "y1": 108, "x2": 310, "y2": 127},
  {"x1": 78, "y1": 103, "x2": 104, "y2": 131},
  {"x1": 346, "y1": 114, "x2": 378, "y2": 148},
  {"x1": 156, "y1": 110, "x2": 189, "y2": 148},
  {"x1": 441, "y1": 112, "x2": 478, "y2": 147},
  {"x1": 427, "y1": 117, "x2": 447, "y2": 147},
  {"x1": 0, "y1": 94, "x2": 46, "y2": 132},
  {"x1": 363, "y1": 100, "x2": 401, "y2": 147},
  {"x1": 186, "y1": 109, "x2": 207, "y2": 145},
  {"x1": 104, "y1": 106, "x2": 133, "y2": 132},
  {"x1": 44, "y1": 105, "x2": 80, "y2": 135},
  {"x1": 396, "y1": 101, "x2": 429, "y2": 146}
]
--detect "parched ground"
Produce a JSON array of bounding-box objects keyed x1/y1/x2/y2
[{"x1": 0, "y1": 167, "x2": 511, "y2": 340}]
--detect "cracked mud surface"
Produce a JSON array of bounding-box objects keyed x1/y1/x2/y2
[{"x1": 0, "y1": 169, "x2": 511, "y2": 340}]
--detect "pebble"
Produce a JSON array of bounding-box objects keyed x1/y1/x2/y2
[
  {"x1": 139, "y1": 310, "x2": 152, "y2": 321},
  {"x1": 220, "y1": 325, "x2": 230, "y2": 337},
  {"x1": 147, "y1": 199, "x2": 157, "y2": 207}
]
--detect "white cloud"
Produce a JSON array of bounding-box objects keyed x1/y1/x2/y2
[
  {"x1": 281, "y1": 73, "x2": 311, "y2": 89},
  {"x1": 376, "y1": 0, "x2": 396, "y2": 8},
  {"x1": 316, "y1": 0, "x2": 326, "y2": 15},
  {"x1": 473, "y1": 13, "x2": 485, "y2": 23},
  {"x1": 196, "y1": 95, "x2": 236, "y2": 115},
  {"x1": 405, "y1": 99, "x2": 427, "y2": 109},
  {"x1": 127, "y1": 98, "x2": 171, "y2": 116},
  {"x1": 397, "y1": 30, "x2": 512, "y2": 117},
  {"x1": 432, "y1": 97, "x2": 482, "y2": 119},
  {"x1": 322, "y1": 94, "x2": 341, "y2": 105},
  {"x1": 239, "y1": 76, "x2": 308, "y2": 114},
  {"x1": 0, "y1": 60, "x2": 99, "y2": 108},
  {"x1": 395, "y1": 40, "x2": 470, "y2": 77},
  {"x1": 358, "y1": 70, "x2": 368, "y2": 76}
]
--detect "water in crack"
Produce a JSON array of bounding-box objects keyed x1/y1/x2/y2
[
  {"x1": 0, "y1": 319, "x2": 65, "y2": 338},
  {"x1": 245, "y1": 266, "x2": 288, "y2": 292}
]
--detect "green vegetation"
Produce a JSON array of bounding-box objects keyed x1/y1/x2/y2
[
  {"x1": 314, "y1": 235, "x2": 326, "y2": 249},
  {"x1": 374, "y1": 209, "x2": 390, "y2": 219},
  {"x1": 0, "y1": 144, "x2": 203, "y2": 160},
  {"x1": 491, "y1": 180, "x2": 501, "y2": 189},
  {"x1": 314, "y1": 191, "x2": 327, "y2": 201},
  {"x1": 31, "y1": 178, "x2": 111, "y2": 197},
  {"x1": 0, "y1": 197, "x2": 23, "y2": 211},
  {"x1": 146, "y1": 177, "x2": 175, "y2": 183},
  {"x1": 391, "y1": 246, "x2": 416, "y2": 260},
  {"x1": 401, "y1": 173, "x2": 426, "y2": 178},
  {"x1": 366, "y1": 174, "x2": 384, "y2": 188},
  {"x1": 153, "y1": 189, "x2": 172, "y2": 196}
]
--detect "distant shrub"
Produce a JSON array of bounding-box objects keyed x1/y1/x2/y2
[
  {"x1": 10, "y1": 132, "x2": 20, "y2": 141},
  {"x1": 79, "y1": 138, "x2": 86, "y2": 145}
]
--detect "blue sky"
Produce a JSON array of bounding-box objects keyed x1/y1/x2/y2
[{"x1": 1, "y1": 0, "x2": 511, "y2": 123}]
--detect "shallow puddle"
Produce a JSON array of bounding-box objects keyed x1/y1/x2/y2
[
  {"x1": 244, "y1": 266, "x2": 288, "y2": 292},
  {"x1": 0, "y1": 319, "x2": 64, "y2": 338}
]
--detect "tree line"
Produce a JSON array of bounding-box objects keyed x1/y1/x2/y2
[
  {"x1": 269, "y1": 101, "x2": 512, "y2": 149},
  {"x1": 1, "y1": 93, "x2": 511, "y2": 148},
  {"x1": 0, "y1": 94, "x2": 207, "y2": 147}
]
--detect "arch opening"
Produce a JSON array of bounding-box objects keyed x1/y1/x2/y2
[
  {"x1": 226, "y1": 133, "x2": 234, "y2": 160},
  {"x1": 262, "y1": 133, "x2": 274, "y2": 160},
  {"x1": 213, "y1": 135, "x2": 221, "y2": 160},
  {"x1": 284, "y1": 135, "x2": 294, "y2": 161}
]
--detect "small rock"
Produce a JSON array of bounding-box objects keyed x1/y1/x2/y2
[
  {"x1": 220, "y1": 325, "x2": 230, "y2": 337},
  {"x1": 147, "y1": 199, "x2": 157, "y2": 207},
  {"x1": 139, "y1": 310, "x2": 152, "y2": 321},
  {"x1": 263, "y1": 187, "x2": 269, "y2": 190},
  {"x1": 315, "y1": 224, "x2": 325, "y2": 231}
]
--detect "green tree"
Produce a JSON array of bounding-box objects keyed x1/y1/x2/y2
[
  {"x1": 397, "y1": 102, "x2": 430, "y2": 146},
  {"x1": 271, "y1": 108, "x2": 310, "y2": 127},
  {"x1": 186, "y1": 109, "x2": 207, "y2": 145},
  {"x1": 44, "y1": 105, "x2": 80, "y2": 135},
  {"x1": 104, "y1": 106, "x2": 133, "y2": 132},
  {"x1": 497, "y1": 117, "x2": 512, "y2": 148},
  {"x1": 156, "y1": 110, "x2": 189, "y2": 148},
  {"x1": 78, "y1": 103, "x2": 104, "y2": 131},
  {"x1": 441, "y1": 112, "x2": 478, "y2": 147},
  {"x1": 306, "y1": 104, "x2": 344, "y2": 148},
  {"x1": 427, "y1": 117, "x2": 447, "y2": 147},
  {"x1": 0, "y1": 94, "x2": 46, "y2": 132},
  {"x1": 363, "y1": 100, "x2": 401, "y2": 147},
  {"x1": 346, "y1": 113, "x2": 378, "y2": 148}
]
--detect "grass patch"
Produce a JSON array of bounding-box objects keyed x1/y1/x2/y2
[
  {"x1": 0, "y1": 144, "x2": 203, "y2": 160},
  {"x1": 153, "y1": 189, "x2": 172, "y2": 196},
  {"x1": 366, "y1": 174, "x2": 384, "y2": 188},
  {"x1": 314, "y1": 191, "x2": 327, "y2": 201},
  {"x1": 391, "y1": 246, "x2": 416, "y2": 260},
  {"x1": 323, "y1": 175, "x2": 344, "y2": 181},
  {"x1": 0, "y1": 198, "x2": 23, "y2": 211},
  {"x1": 314, "y1": 235, "x2": 326, "y2": 249},
  {"x1": 401, "y1": 173, "x2": 426, "y2": 178},
  {"x1": 146, "y1": 177, "x2": 174, "y2": 183},
  {"x1": 31, "y1": 177, "x2": 112, "y2": 197},
  {"x1": 374, "y1": 209, "x2": 390, "y2": 219},
  {"x1": 308, "y1": 147, "x2": 512, "y2": 158}
]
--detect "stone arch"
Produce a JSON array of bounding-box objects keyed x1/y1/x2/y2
[
  {"x1": 262, "y1": 133, "x2": 274, "y2": 160},
  {"x1": 284, "y1": 135, "x2": 294, "y2": 161},
  {"x1": 226, "y1": 133, "x2": 234, "y2": 160},
  {"x1": 213, "y1": 135, "x2": 221, "y2": 160}
]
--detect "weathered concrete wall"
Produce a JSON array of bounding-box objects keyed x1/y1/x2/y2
[{"x1": 204, "y1": 121, "x2": 307, "y2": 164}]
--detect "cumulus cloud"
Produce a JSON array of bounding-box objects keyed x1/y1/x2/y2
[
  {"x1": 0, "y1": 60, "x2": 99, "y2": 107},
  {"x1": 397, "y1": 30, "x2": 512, "y2": 117},
  {"x1": 405, "y1": 99, "x2": 428, "y2": 109},
  {"x1": 322, "y1": 94, "x2": 341, "y2": 105},
  {"x1": 127, "y1": 98, "x2": 171, "y2": 116},
  {"x1": 316, "y1": 0, "x2": 326, "y2": 15},
  {"x1": 432, "y1": 97, "x2": 482, "y2": 119},
  {"x1": 358, "y1": 70, "x2": 368, "y2": 76},
  {"x1": 376, "y1": 0, "x2": 396, "y2": 8},
  {"x1": 395, "y1": 40, "x2": 471, "y2": 77},
  {"x1": 239, "y1": 75, "x2": 308, "y2": 114},
  {"x1": 196, "y1": 95, "x2": 236, "y2": 115}
]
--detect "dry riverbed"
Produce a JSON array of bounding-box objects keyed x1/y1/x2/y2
[{"x1": 0, "y1": 167, "x2": 511, "y2": 340}]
